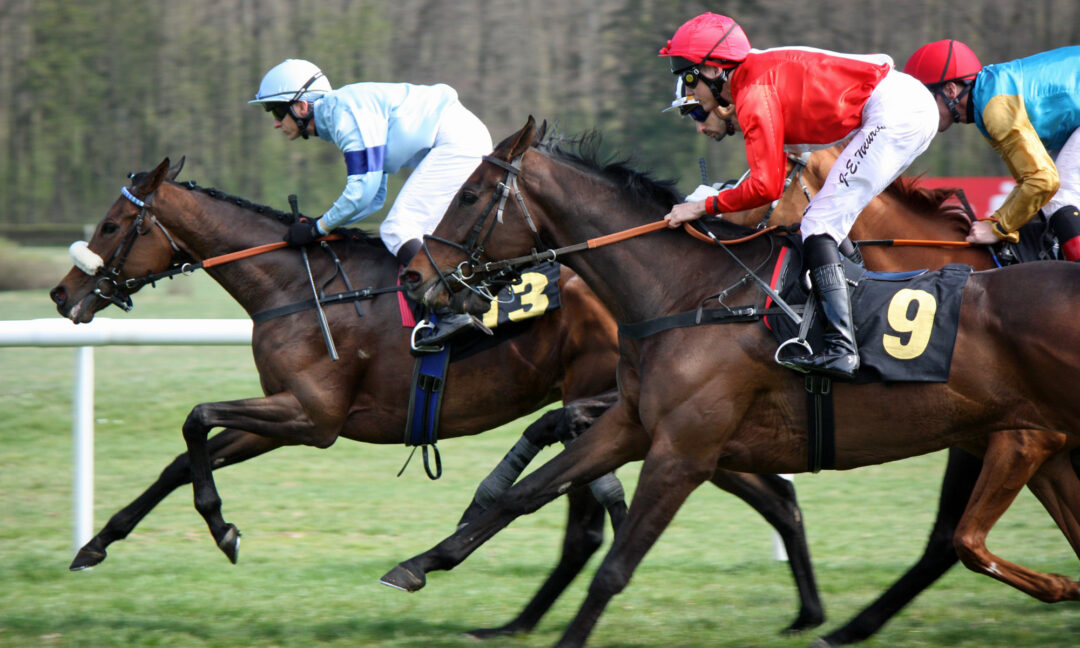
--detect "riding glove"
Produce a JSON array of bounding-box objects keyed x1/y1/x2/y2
[{"x1": 284, "y1": 218, "x2": 320, "y2": 247}]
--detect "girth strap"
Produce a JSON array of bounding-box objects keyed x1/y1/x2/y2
[{"x1": 805, "y1": 375, "x2": 836, "y2": 473}]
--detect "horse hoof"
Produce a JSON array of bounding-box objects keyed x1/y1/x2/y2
[
  {"x1": 218, "y1": 524, "x2": 241, "y2": 564},
  {"x1": 69, "y1": 546, "x2": 106, "y2": 571},
  {"x1": 782, "y1": 611, "x2": 825, "y2": 634},
  {"x1": 463, "y1": 624, "x2": 527, "y2": 639},
  {"x1": 806, "y1": 638, "x2": 837, "y2": 648},
  {"x1": 379, "y1": 564, "x2": 426, "y2": 592}
]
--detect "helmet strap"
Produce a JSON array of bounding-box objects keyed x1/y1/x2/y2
[
  {"x1": 702, "y1": 67, "x2": 732, "y2": 107},
  {"x1": 288, "y1": 102, "x2": 316, "y2": 140},
  {"x1": 937, "y1": 81, "x2": 972, "y2": 123}
]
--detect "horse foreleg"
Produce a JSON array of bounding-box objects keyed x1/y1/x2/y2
[
  {"x1": 465, "y1": 489, "x2": 607, "y2": 639},
  {"x1": 70, "y1": 429, "x2": 284, "y2": 571},
  {"x1": 379, "y1": 405, "x2": 648, "y2": 593},
  {"x1": 555, "y1": 438, "x2": 717, "y2": 648},
  {"x1": 1026, "y1": 448, "x2": 1080, "y2": 560},
  {"x1": 955, "y1": 430, "x2": 1080, "y2": 602},
  {"x1": 710, "y1": 470, "x2": 825, "y2": 633},
  {"x1": 816, "y1": 447, "x2": 980, "y2": 646},
  {"x1": 181, "y1": 391, "x2": 340, "y2": 564}
]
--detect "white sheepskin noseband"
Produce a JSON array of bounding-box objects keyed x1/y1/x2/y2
[{"x1": 69, "y1": 241, "x2": 105, "y2": 276}]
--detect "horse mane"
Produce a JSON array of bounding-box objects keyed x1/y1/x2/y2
[
  {"x1": 882, "y1": 176, "x2": 973, "y2": 227},
  {"x1": 128, "y1": 169, "x2": 382, "y2": 247},
  {"x1": 537, "y1": 130, "x2": 682, "y2": 211}
]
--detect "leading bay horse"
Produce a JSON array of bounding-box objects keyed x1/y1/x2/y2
[
  {"x1": 48, "y1": 157, "x2": 825, "y2": 636},
  {"x1": 395, "y1": 117, "x2": 1080, "y2": 647}
]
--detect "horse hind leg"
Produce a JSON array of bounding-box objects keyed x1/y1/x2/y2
[
  {"x1": 815, "y1": 447, "x2": 980, "y2": 646},
  {"x1": 70, "y1": 429, "x2": 284, "y2": 571},
  {"x1": 1026, "y1": 448, "x2": 1080, "y2": 560},
  {"x1": 954, "y1": 430, "x2": 1080, "y2": 602},
  {"x1": 181, "y1": 391, "x2": 340, "y2": 564},
  {"x1": 709, "y1": 470, "x2": 825, "y2": 633},
  {"x1": 465, "y1": 489, "x2": 608, "y2": 639}
]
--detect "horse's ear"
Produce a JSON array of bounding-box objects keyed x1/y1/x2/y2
[
  {"x1": 167, "y1": 156, "x2": 185, "y2": 181},
  {"x1": 505, "y1": 115, "x2": 537, "y2": 160},
  {"x1": 533, "y1": 119, "x2": 548, "y2": 146},
  {"x1": 134, "y1": 158, "x2": 172, "y2": 195}
]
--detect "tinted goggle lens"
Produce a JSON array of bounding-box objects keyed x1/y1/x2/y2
[
  {"x1": 264, "y1": 102, "x2": 291, "y2": 120},
  {"x1": 679, "y1": 105, "x2": 709, "y2": 123},
  {"x1": 681, "y1": 67, "x2": 703, "y2": 87}
]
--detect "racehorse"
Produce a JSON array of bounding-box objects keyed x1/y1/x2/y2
[
  {"x1": 735, "y1": 144, "x2": 1080, "y2": 646},
  {"x1": 48, "y1": 157, "x2": 825, "y2": 636},
  {"x1": 395, "y1": 117, "x2": 1080, "y2": 647}
]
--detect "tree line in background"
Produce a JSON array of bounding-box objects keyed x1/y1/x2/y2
[{"x1": 1, "y1": 0, "x2": 1077, "y2": 238}]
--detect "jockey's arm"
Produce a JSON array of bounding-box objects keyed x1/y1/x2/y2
[
  {"x1": 982, "y1": 95, "x2": 1060, "y2": 242},
  {"x1": 316, "y1": 170, "x2": 387, "y2": 235}
]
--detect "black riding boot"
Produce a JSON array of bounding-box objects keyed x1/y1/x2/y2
[
  {"x1": 421, "y1": 309, "x2": 493, "y2": 348},
  {"x1": 785, "y1": 235, "x2": 860, "y2": 379}
]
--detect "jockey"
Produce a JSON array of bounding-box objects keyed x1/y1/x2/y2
[
  {"x1": 904, "y1": 42, "x2": 1080, "y2": 259},
  {"x1": 659, "y1": 13, "x2": 938, "y2": 380},
  {"x1": 250, "y1": 59, "x2": 494, "y2": 345}
]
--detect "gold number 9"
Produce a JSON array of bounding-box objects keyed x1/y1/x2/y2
[{"x1": 882, "y1": 289, "x2": 937, "y2": 360}]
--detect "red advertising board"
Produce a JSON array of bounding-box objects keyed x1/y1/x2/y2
[{"x1": 917, "y1": 176, "x2": 1015, "y2": 220}]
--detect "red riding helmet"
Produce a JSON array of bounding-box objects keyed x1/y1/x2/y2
[
  {"x1": 659, "y1": 13, "x2": 751, "y2": 73},
  {"x1": 904, "y1": 39, "x2": 982, "y2": 86}
]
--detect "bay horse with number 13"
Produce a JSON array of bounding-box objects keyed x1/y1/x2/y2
[
  {"x1": 396, "y1": 116, "x2": 1080, "y2": 648},
  {"x1": 47, "y1": 156, "x2": 826, "y2": 637}
]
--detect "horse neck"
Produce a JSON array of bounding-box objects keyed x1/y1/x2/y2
[
  {"x1": 848, "y1": 185, "x2": 994, "y2": 272},
  {"x1": 152, "y1": 183, "x2": 333, "y2": 314},
  {"x1": 527, "y1": 155, "x2": 767, "y2": 324}
]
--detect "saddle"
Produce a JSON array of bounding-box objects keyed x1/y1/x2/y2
[{"x1": 766, "y1": 241, "x2": 971, "y2": 384}]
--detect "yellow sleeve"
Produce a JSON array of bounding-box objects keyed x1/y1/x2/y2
[{"x1": 981, "y1": 94, "x2": 1060, "y2": 241}]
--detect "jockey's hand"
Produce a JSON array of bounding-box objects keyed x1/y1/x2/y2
[
  {"x1": 665, "y1": 200, "x2": 708, "y2": 228},
  {"x1": 285, "y1": 217, "x2": 320, "y2": 247},
  {"x1": 966, "y1": 219, "x2": 1000, "y2": 245}
]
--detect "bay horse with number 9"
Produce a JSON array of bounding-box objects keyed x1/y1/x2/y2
[{"x1": 396, "y1": 116, "x2": 1080, "y2": 648}]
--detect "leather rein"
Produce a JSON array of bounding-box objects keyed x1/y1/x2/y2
[
  {"x1": 99, "y1": 184, "x2": 344, "y2": 310},
  {"x1": 420, "y1": 150, "x2": 783, "y2": 299}
]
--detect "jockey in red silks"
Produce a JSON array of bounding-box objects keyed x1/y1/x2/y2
[{"x1": 660, "y1": 13, "x2": 938, "y2": 380}]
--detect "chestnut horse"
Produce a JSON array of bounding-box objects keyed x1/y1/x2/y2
[
  {"x1": 395, "y1": 117, "x2": 1080, "y2": 647},
  {"x1": 48, "y1": 157, "x2": 824, "y2": 636}
]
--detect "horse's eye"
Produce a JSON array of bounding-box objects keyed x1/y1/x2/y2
[
  {"x1": 101, "y1": 222, "x2": 120, "y2": 235},
  {"x1": 460, "y1": 191, "x2": 479, "y2": 206}
]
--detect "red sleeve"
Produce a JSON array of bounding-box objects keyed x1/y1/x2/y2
[{"x1": 708, "y1": 84, "x2": 788, "y2": 215}]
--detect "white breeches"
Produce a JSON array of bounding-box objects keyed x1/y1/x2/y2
[{"x1": 800, "y1": 70, "x2": 938, "y2": 243}]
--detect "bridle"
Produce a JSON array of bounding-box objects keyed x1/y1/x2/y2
[
  {"x1": 421, "y1": 151, "x2": 548, "y2": 303},
  {"x1": 88, "y1": 184, "x2": 182, "y2": 311}
]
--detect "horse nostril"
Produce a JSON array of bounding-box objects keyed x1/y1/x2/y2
[
  {"x1": 400, "y1": 269, "x2": 422, "y2": 289},
  {"x1": 50, "y1": 286, "x2": 67, "y2": 306}
]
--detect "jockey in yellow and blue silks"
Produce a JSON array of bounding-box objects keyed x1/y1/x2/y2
[{"x1": 905, "y1": 43, "x2": 1080, "y2": 259}]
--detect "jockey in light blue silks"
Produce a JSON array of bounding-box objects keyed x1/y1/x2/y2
[{"x1": 251, "y1": 59, "x2": 494, "y2": 344}]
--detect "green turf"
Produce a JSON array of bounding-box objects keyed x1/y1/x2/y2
[{"x1": 1, "y1": 260, "x2": 1077, "y2": 647}]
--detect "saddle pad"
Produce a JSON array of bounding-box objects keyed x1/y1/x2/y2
[
  {"x1": 770, "y1": 260, "x2": 972, "y2": 383},
  {"x1": 399, "y1": 261, "x2": 563, "y2": 328}
]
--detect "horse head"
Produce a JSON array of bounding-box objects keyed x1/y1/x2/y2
[
  {"x1": 403, "y1": 116, "x2": 548, "y2": 314},
  {"x1": 50, "y1": 157, "x2": 189, "y2": 323}
]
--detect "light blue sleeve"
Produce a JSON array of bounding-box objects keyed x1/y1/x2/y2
[
  {"x1": 314, "y1": 92, "x2": 390, "y2": 233},
  {"x1": 318, "y1": 171, "x2": 387, "y2": 233}
]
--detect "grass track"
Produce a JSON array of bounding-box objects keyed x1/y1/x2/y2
[{"x1": 1, "y1": 265, "x2": 1077, "y2": 647}]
